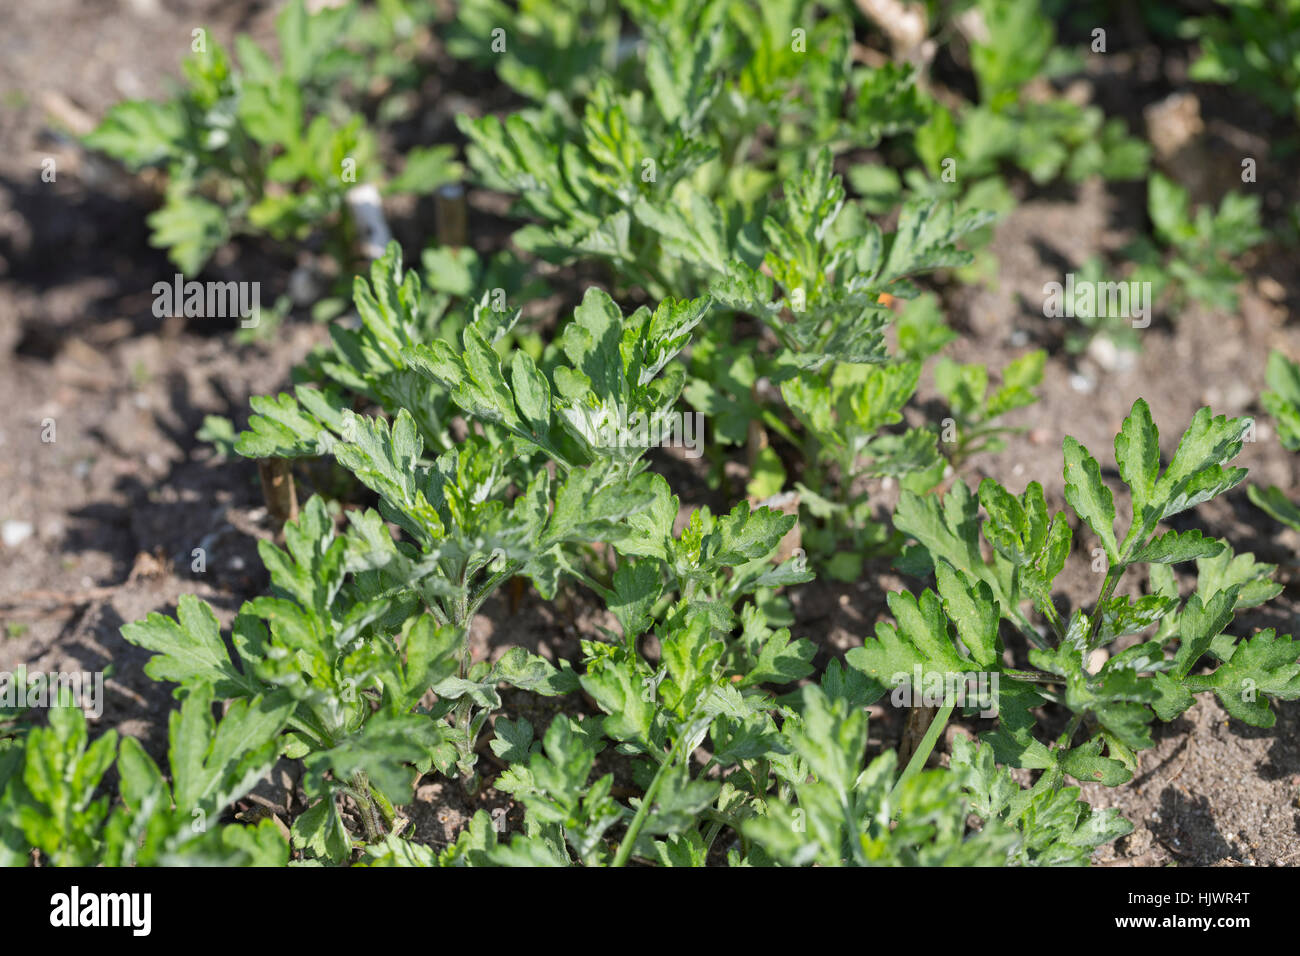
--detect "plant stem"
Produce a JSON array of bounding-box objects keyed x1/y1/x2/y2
[
  {"x1": 349, "y1": 771, "x2": 384, "y2": 842},
  {"x1": 612, "y1": 749, "x2": 676, "y2": 867},
  {"x1": 1086, "y1": 564, "x2": 1124, "y2": 651},
  {"x1": 366, "y1": 777, "x2": 397, "y2": 831},
  {"x1": 890, "y1": 697, "x2": 955, "y2": 805}
]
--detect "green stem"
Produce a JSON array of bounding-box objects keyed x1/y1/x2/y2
[
  {"x1": 889, "y1": 698, "x2": 955, "y2": 805},
  {"x1": 348, "y1": 771, "x2": 384, "y2": 843},
  {"x1": 467, "y1": 560, "x2": 523, "y2": 618},
  {"x1": 1086, "y1": 564, "x2": 1124, "y2": 652},
  {"x1": 1055, "y1": 714, "x2": 1083, "y2": 753},
  {"x1": 612, "y1": 749, "x2": 676, "y2": 868},
  {"x1": 367, "y1": 779, "x2": 397, "y2": 831}
]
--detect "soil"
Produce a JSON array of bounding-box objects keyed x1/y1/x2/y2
[{"x1": 0, "y1": 2, "x2": 1297, "y2": 865}]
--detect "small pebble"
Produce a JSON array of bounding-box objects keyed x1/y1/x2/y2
[
  {"x1": 289, "y1": 265, "x2": 322, "y2": 306},
  {"x1": 1086, "y1": 335, "x2": 1136, "y2": 373},
  {"x1": 1, "y1": 520, "x2": 34, "y2": 548},
  {"x1": 1258, "y1": 276, "x2": 1285, "y2": 302},
  {"x1": 1069, "y1": 373, "x2": 1095, "y2": 394}
]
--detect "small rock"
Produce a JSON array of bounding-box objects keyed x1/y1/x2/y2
[
  {"x1": 1086, "y1": 335, "x2": 1136, "y2": 373},
  {"x1": 1144, "y1": 92, "x2": 1203, "y2": 164},
  {"x1": 1, "y1": 520, "x2": 34, "y2": 548},
  {"x1": 1258, "y1": 276, "x2": 1285, "y2": 303},
  {"x1": 1069, "y1": 373, "x2": 1095, "y2": 394},
  {"x1": 289, "y1": 265, "x2": 323, "y2": 306}
]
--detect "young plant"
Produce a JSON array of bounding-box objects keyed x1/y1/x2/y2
[
  {"x1": 1128, "y1": 173, "x2": 1267, "y2": 313},
  {"x1": 860, "y1": 0, "x2": 1147, "y2": 245},
  {"x1": 1057, "y1": 255, "x2": 1145, "y2": 356},
  {"x1": 1248, "y1": 349, "x2": 1300, "y2": 532},
  {"x1": 1186, "y1": 0, "x2": 1300, "y2": 129},
  {"x1": 933, "y1": 349, "x2": 1047, "y2": 467},
  {"x1": 0, "y1": 688, "x2": 292, "y2": 866},
  {"x1": 85, "y1": 0, "x2": 460, "y2": 275},
  {"x1": 887, "y1": 398, "x2": 1300, "y2": 801}
]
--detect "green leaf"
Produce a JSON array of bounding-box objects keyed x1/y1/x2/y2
[
  {"x1": 121, "y1": 595, "x2": 258, "y2": 698},
  {"x1": 1261, "y1": 349, "x2": 1300, "y2": 450},
  {"x1": 386, "y1": 145, "x2": 464, "y2": 195},
  {"x1": 1185, "y1": 630, "x2": 1300, "y2": 727},
  {"x1": 1062, "y1": 436, "x2": 1118, "y2": 564},
  {"x1": 1169, "y1": 589, "x2": 1240, "y2": 680},
  {"x1": 933, "y1": 560, "x2": 1000, "y2": 669},
  {"x1": 1114, "y1": 397, "x2": 1161, "y2": 518},
  {"x1": 13, "y1": 698, "x2": 117, "y2": 866},
  {"x1": 1248, "y1": 485, "x2": 1300, "y2": 534},
  {"x1": 168, "y1": 683, "x2": 293, "y2": 816},
  {"x1": 147, "y1": 190, "x2": 230, "y2": 275},
  {"x1": 304, "y1": 713, "x2": 446, "y2": 805},
  {"x1": 738, "y1": 627, "x2": 816, "y2": 688},
  {"x1": 291, "y1": 799, "x2": 352, "y2": 863},
  {"x1": 1150, "y1": 406, "x2": 1249, "y2": 523},
  {"x1": 492, "y1": 648, "x2": 579, "y2": 696},
  {"x1": 84, "y1": 99, "x2": 184, "y2": 168},
  {"x1": 1129, "y1": 529, "x2": 1225, "y2": 564},
  {"x1": 489, "y1": 718, "x2": 536, "y2": 764},
  {"x1": 509, "y1": 350, "x2": 552, "y2": 440},
  {"x1": 847, "y1": 587, "x2": 974, "y2": 693},
  {"x1": 607, "y1": 561, "x2": 662, "y2": 639},
  {"x1": 236, "y1": 386, "x2": 350, "y2": 459}
]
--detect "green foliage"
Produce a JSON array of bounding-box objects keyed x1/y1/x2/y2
[
  {"x1": 1130, "y1": 173, "x2": 1266, "y2": 312},
  {"x1": 38, "y1": 0, "x2": 1297, "y2": 871},
  {"x1": 935, "y1": 350, "x2": 1047, "y2": 465},
  {"x1": 0, "y1": 688, "x2": 291, "y2": 867},
  {"x1": 84, "y1": 0, "x2": 459, "y2": 274},
  {"x1": 891, "y1": 399, "x2": 1299, "y2": 797},
  {"x1": 1249, "y1": 349, "x2": 1300, "y2": 532},
  {"x1": 1185, "y1": 0, "x2": 1300, "y2": 126}
]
